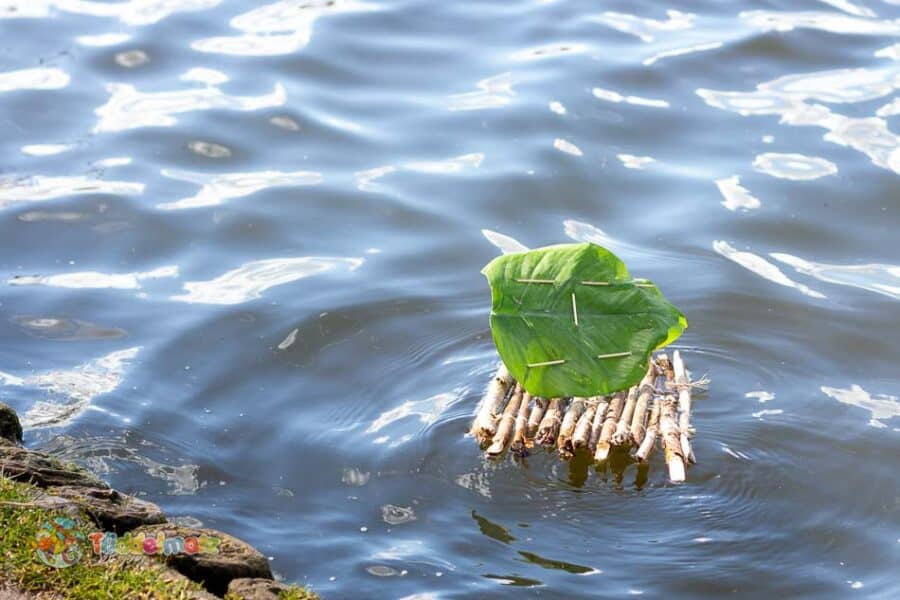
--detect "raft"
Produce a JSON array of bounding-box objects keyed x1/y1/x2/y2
[{"x1": 470, "y1": 351, "x2": 699, "y2": 482}]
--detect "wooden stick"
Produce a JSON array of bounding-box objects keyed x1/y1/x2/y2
[
  {"x1": 594, "y1": 391, "x2": 625, "y2": 461},
  {"x1": 630, "y1": 363, "x2": 657, "y2": 446},
  {"x1": 557, "y1": 398, "x2": 586, "y2": 457},
  {"x1": 470, "y1": 364, "x2": 514, "y2": 445},
  {"x1": 634, "y1": 395, "x2": 660, "y2": 462},
  {"x1": 486, "y1": 384, "x2": 523, "y2": 457},
  {"x1": 526, "y1": 396, "x2": 548, "y2": 438},
  {"x1": 572, "y1": 399, "x2": 597, "y2": 451},
  {"x1": 510, "y1": 391, "x2": 533, "y2": 457},
  {"x1": 673, "y1": 351, "x2": 696, "y2": 464},
  {"x1": 587, "y1": 396, "x2": 609, "y2": 451},
  {"x1": 536, "y1": 397, "x2": 565, "y2": 446},
  {"x1": 659, "y1": 391, "x2": 686, "y2": 482},
  {"x1": 612, "y1": 385, "x2": 639, "y2": 447}
]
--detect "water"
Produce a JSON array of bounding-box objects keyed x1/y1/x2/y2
[{"x1": 1, "y1": 1, "x2": 899, "y2": 597}]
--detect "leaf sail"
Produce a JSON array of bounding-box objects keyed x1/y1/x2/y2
[{"x1": 482, "y1": 243, "x2": 687, "y2": 397}]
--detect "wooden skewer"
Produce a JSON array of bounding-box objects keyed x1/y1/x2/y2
[
  {"x1": 510, "y1": 391, "x2": 533, "y2": 457},
  {"x1": 587, "y1": 396, "x2": 609, "y2": 452},
  {"x1": 536, "y1": 397, "x2": 565, "y2": 446},
  {"x1": 557, "y1": 398, "x2": 586, "y2": 458},
  {"x1": 470, "y1": 364, "x2": 514, "y2": 445},
  {"x1": 630, "y1": 363, "x2": 657, "y2": 446},
  {"x1": 526, "y1": 396, "x2": 548, "y2": 438},
  {"x1": 572, "y1": 399, "x2": 597, "y2": 451},
  {"x1": 594, "y1": 391, "x2": 625, "y2": 461},
  {"x1": 673, "y1": 351, "x2": 696, "y2": 464},
  {"x1": 612, "y1": 385, "x2": 639, "y2": 447},
  {"x1": 486, "y1": 384, "x2": 524, "y2": 457}
]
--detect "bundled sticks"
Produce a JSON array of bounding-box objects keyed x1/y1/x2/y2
[{"x1": 470, "y1": 351, "x2": 700, "y2": 482}]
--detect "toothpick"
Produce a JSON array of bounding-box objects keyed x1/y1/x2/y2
[
  {"x1": 597, "y1": 351, "x2": 631, "y2": 359},
  {"x1": 516, "y1": 278, "x2": 555, "y2": 284},
  {"x1": 527, "y1": 359, "x2": 566, "y2": 368}
]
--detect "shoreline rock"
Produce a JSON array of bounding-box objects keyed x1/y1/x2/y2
[{"x1": 0, "y1": 404, "x2": 316, "y2": 599}]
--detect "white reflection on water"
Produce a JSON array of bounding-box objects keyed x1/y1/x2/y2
[
  {"x1": 0, "y1": 67, "x2": 69, "y2": 92},
  {"x1": 76, "y1": 32, "x2": 131, "y2": 46},
  {"x1": 509, "y1": 43, "x2": 589, "y2": 62},
  {"x1": 8, "y1": 265, "x2": 178, "y2": 290},
  {"x1": 94, "y1": 79, "x2": 286, "y2": 133},
  {"x1": 593, "y1": 10, "x2": 694, "y2": 43},
  {"x1": 57, "y1": 0, "x2": 220, "y2": 26},
  {"x1": 821, "y1": 384, "x2": 900, "y2": 428},
  {"x1": 713, "y1": 240, "x2": 826, "y2": 299},
  {"x1": 355, "y1": 165, "x2": 397, "y2": 192},
  {"x1": 770, "y1": 253, "x2": 900, "y2": 301},
  {"x1": 716, "y1": 175, "x2": 761, "y2": 211},
  {"x1": 0, "y1": 174, "x2": 143, "y2": 209},
  {"x1": 697, "y1": 65, "x2": 900, "y2": 176},
  {"x1": 618, "y1": 154, "x2": 654, "y2": 169},
  {"x1": 0, "y1": 347, "x2": 141, "y2": 429},
  {"x1": 366, "y1": 391, "x2": 458, "y2": 446},
  {"x1": 447, "y1": 73, "x2": 515, "y2": 111},
  {"x1": 592, "y1": 86, "x2": 669, "y2": 108},
  {"x1": 404, "y1": 153, "x2": 483, "y2": 174},
  {"x1": 171, "y1": 256, "x2": 363, "y2": 305},
  {"x1": 554, "y1": 138, "x2": 583, "y2": 156},
  {"x1": 752, "y1": 152, "x2": 838, "y2": 180},
  {"x1": 643, "y1": 41, "x2": 723, "y2": 66},
  {"x1": 820, "y1": 0, "x2": 876, "y2": 19},
  {"x1": 741, "y1": 10, "x2": 900, "y2": 36},
  {"x1": 20, "y1": 144, "x2": 73, "y2": 156},
  {"x1": 158, "y1": 169, "x2": 322, "y2": 210},
  {"x1": 193, "y1": 0, "x2": 374, "y2": 56},
  {"x1": 481, "y1": 229, "x2": 528, "y2": 255}
]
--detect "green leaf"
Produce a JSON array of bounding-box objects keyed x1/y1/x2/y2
[{"x1": 482, "y1": 242, "x2": 687, "y2": 397}]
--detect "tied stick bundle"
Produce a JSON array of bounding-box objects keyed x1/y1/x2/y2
[{"x1": 470, "y1": 351, "x2": 700, "y2": 482}]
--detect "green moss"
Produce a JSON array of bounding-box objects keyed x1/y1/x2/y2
[
  {"x1": 0, "y1": 475, "x2": 204, "y2": 599},
  {"x1": 277, "y1": 587, "x2": 320, "y2": 600}
]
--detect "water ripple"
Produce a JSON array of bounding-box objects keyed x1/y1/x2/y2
[
  {"x1": 0, "y1": 67, "x2": 69, "y2": 92},
  {"x1": 770, "y1": 253, "x2": 900, "y2": 301},
  {"x1": 158, "y1": 169, "x2": 322, "y2": 210},
  {"x1": 713, "y1": 240, "x2": 826, "y2": 299}
]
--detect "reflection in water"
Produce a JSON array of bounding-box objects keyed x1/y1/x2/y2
[
  {"x1": 643, "y1": 41, "x2": 723, "y2": 66},
  {"x1": 39, "y1": 433, "x2": 201, "y2": 495},
  {"x1": 509, "y1": 43, "x2": 588, "y2": 62},
  {"x1": 404, "y1": 153, "x2": 484, "y2": 174},
  {"x1": 94, "y1": 79, "x2": 286, "y2": 133},
  {"x1": 482, "y1": 573, "x2": 543, "y2": 587},
  {"x1": 20, "y1": 143, "x2": 73, "y2": 156},
  {"x1": 354, "y1": 165, "x2": 396, "y2": 192},
  {"x1": 9, "y1": 265, "x2": 177, "y2": 290},
  {"x1": 76, "y1": 32, "x2": 131, "y2": 46},
  {"x1": 12, "y1": 315, "x2": 126, "y2": 341},
  {"x1": 193, "y1": 0, "x2": 374, "y2": 56},
  {"x1": 618, "y1": 154, "x2": 654, "y2": 169},
  {"x1": 713, "y1": 240, "x2": 826, "y2": 299},
  {"x1": 171, "y1": 256, "x2": 362, "y2": 305},
  {"x1": 447, "y1": 72, "x2": 515, "y2": 111},
  {"x1": 0, "y1": 347, "x2": 140, "y2": 429},
  {"x1": 481, "y1": 229, "x2": 528, "y2": 255},
  {"x1": 0, "y1": 174, "x2": 143, "y2": 209},
  {"x1": 366, "y1": 391, "x2": 458, "y2": 446},
  {"x1": 517, "y1": 551, "x2": 596, "y2": 575},
  {"x1": 741, "y1": 10, "x2": 900, "y2": 36},
  {"x1": 549, "y1": 101, "x2": 566, "y2": 115},
  {"x1": 821, "y1": 385, "x2": 900, "y2": 429},
  {"x1": 716, "y1": 176, "x2": 760, "y2": 211},
  {"x1": 0, "y1": 67, "x2": 69, "y2": 92},
  {"x1": 593, "y1": 10, "x2": 694, "y2": 43},
  {"x1": 471, "y1": 510, "x2": 516, "y2": 544},
  {"x1": 158, "y1": 169, "x2": 321, "y2": 210},
  {"x1": 770, "y1": 253, "x2": 900, "y2": 301},
  {"x1": 752, "y1": 152, "x2": 838, "y2": 180},
  {"x1": 554, "y1": 138, "x2": 583, "y2": 157},
  {"x1": 592, "y1": 87, "x2": 669, "y2": 108},
  {"x1": 58, "y1": 0, "x2": 221, "y2": 26}
]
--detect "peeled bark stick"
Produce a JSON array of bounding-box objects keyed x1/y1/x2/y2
[
  {"x1": 536, "y1": 398, "x2": 565, "y2": 446},
  {"x1": 526, "y1": 397, "x2": 548, "y2": 438},
  {"x1": 657, "y1": 353, "x2": 675, "y2": 392},
  {"x1": 486, "y1": 384, "x2": 523, "y2": 457},
  {"x1": 612, "y1": 385, "x2": 639, "y2": 447},
  {"x1": 510, "y1": 392, "x2": 533, "y2": 457},
  {"x1": 588, "y1": 396, "x2": 609, "y2": 451},
  {"x1": 673, "y1": 351, "x2": 696, "y2": 464},
  {"x1": 470, "y1": 364, "x2": 514, "y2": 444},
  {"x1": 572, "y1": 399, "x2": 598, "y2": 451},
  {"x1": 557, "y1": 398, "x2": 586, "y2": 457},
  {"x1": 659, "y1": 393, "x2": 686, "y2": 482},
  {"x1": 630, "y1": 363, "x2": 658, "y2": 446},
  {"x1": 634, "y1": 396, "x2": 660, "y2": 462},
  {"x1": 594, "y1": 392, "x2": 625, "y2": 461}
]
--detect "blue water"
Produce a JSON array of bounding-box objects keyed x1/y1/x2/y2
[{"x1": 2, "y1": 1, "x2": 899, "y2": 597}]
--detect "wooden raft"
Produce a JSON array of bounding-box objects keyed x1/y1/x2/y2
[{"x1": 469, "y1": 351, "x2": 697, "y2": 482}]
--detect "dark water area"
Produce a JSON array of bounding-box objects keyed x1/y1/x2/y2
[{"x1": 1, "y1": 0, "x2": 899, "y2": 598}]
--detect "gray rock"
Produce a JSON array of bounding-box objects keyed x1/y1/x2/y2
[
  {"x1": 0, "y1": 402, "x2": 22, "y2": 445},
  {"x1": 133, "y1": 524, "x2": 273, "y2": 596},
  {"x1": 227, "y1": 577, "x2": 315, "y2": 599},
  {"x1": 49, "y1": 486, "x2": 166, "y2": 533},
  {"x1": 0, "y1": 445, "x2": 107, "y2": 489}
]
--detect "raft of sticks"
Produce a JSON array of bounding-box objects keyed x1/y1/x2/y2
[{"x1": 470, "y1": 351, "x2": 698, "y2": 482}]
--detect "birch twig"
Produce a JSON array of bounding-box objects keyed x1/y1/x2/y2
[
  {"x1": 470, "y1": 364, "x2": 514, "y2": 445},
  {"x1": 536, "y1": 398, "x2": 565, "y2": 446},
  {"x1": 486, "y1": 384, "x2": 524, "y2": 457},
  {"x1": 673, "y1": 351, "x2": 696, "y2": 464},
  {"x1": 510, "y1": 392, "x2": 533, "y2": 457},
  {"x1": 557, "y1": 398, "x2": 586, "y2": 458},
  {"x1": 630, "y1": 363, "x2": 657, "y2": 446},
  {"x1": 572, "y1": 398, "x2": 598, "y2": 451},
  {"x1": 594, "y1": 392, "x2": 625, "y2": 461}
]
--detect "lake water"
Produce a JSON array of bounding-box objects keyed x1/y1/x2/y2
[{"x1": 2, "y1": 1, "x2": 899, "y2": 598}]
